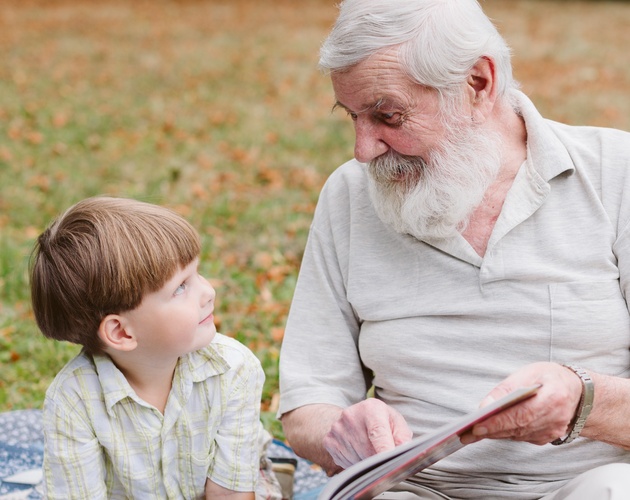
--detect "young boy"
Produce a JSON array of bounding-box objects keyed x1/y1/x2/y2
[{"x1": 30, "y1": 196, "x2": 266, "y2": 499}]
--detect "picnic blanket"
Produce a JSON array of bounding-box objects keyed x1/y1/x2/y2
[{"x1": 0, "y1": 409, "x2": 327, "y2": 500}]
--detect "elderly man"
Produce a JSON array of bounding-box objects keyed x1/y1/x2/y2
[{"x1": 278, "y1": 0, "x2": 630, "y2": 498}]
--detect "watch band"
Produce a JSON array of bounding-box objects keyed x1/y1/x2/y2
[{"x1": 551, "y1": 365, "x2": 594, "y2": 445}]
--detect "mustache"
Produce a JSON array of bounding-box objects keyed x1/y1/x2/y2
[{"x1": 368, "y1": 150, "x2": 427, "y2": 186}]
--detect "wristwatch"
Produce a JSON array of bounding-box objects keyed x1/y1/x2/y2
[{"x1": 551, "y1": 365, "x2": 594, "y2": 445}]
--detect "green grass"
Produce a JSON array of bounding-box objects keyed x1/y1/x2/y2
[{"x1": 1, "y1": 0, "x2": 629, "y2": 441}]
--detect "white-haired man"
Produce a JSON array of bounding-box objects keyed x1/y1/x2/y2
[{"x1": 278, "y1": 0, "x2": 630, "y2": 498}]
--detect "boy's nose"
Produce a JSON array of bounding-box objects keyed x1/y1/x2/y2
[{"x1": 200, "y1": 276, "x2": 215, "y2": 304}]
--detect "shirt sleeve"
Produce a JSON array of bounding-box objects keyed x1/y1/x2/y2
[
  {"x1": 207, "y1": 346, "x2": 265, "y2": 492},
  {"x1": 278, "y1": 164, "x2": 374, "y2": 418},
  {"x1": 597, "y1": 127, "x2": 630, "y2": 308},
  {"x1": 42, "y1": 395, "x2": 108, "y2": 500}
]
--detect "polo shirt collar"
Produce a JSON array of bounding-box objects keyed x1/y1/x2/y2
[
  {"x1": 514, "y1": 90, "x2": 575, "y2": 182},
  {"x1": 420, "y1": 92, "x2": 575, "y2": 264}
]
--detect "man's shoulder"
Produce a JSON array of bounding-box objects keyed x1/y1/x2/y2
[
  {"x1": 548, "y1": 120, "x2": 630, "y2": 157},
  {"x1": 324, "y1": 159, "x2": 367, "y2": 190},
  {"x1": 316, "y1": 159, "x2": 373, "y2": 215}
]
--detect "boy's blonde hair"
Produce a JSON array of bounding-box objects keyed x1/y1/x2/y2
[{"x1": 30, "y1": 196, "x2": 201, "y2": 355}]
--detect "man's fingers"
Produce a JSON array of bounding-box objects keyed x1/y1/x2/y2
[
  {"x1": 367, "y1": 422, "x2": 397, "y2": 454},
  {"x1": 322, "y1": 399, "x2": 413, "y2": 468},
  {"x1": 471, "y1": 362, "x2": 585, "y2": 445},
  {"x1": 391, "y1": 408, "x2": 414, "y2": 446}
]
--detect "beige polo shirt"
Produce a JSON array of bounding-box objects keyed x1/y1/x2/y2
[{"x1": 279, "y1": 91, "x2": 630, "y2": 498}]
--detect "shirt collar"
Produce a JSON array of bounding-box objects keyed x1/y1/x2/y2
[
  {"x1": 180, "y1": 342, "x2": 231, "y2": 383},
  {"x1": 514, "y1": 90, "x2": 575, "y2": 182},
  {"x1": 93, "y1": 354, "x2": 140, "y2": 414},
  {"x1": 93, "y1": 341, "x2": 232, "y2": 415}
]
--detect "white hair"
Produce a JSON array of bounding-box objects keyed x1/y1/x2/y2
[
  {"x1": 320, "y1": 0, "x2": 519, "y2": 104},
  {"x1": 367, "y1": 118, "x2": 503, "y2": 240}
]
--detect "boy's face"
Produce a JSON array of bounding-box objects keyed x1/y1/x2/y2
[{"x1": 122, "y1": 258, "x2": 217, "y2": 359}]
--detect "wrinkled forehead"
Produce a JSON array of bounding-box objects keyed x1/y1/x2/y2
[{"x1": 331, "y1": 52, "x2": 435, "y2": 115}]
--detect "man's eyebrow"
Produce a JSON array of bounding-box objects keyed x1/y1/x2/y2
[
  {"x1": 332, "y1": 100, "x2": 347, "y2": 113},
  {"x1": 332, "y1": 98, "x2": 385, "y2": 114}
]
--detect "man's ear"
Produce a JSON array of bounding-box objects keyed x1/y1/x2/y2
[
  {"x1": 98, "y1": 314, "x2": 138, "y2": 352},
  {"x1": 466, "y1": 56, "x2": 497, "y2": 123}
]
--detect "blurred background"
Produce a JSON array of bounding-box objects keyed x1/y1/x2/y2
[{"x1": 1, "y1": 0, "x2": 629, "y2": 437}]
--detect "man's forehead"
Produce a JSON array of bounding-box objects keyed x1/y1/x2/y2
[
  {"x1": 332, "y1": 79, "x2": 421, "y2": 115},
  {"x1": 331, "y1": 57, "x2": 419, "y2": 112}
]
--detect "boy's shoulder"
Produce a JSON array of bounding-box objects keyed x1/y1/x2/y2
[
  {"x1": 50, "y1": 349, "x2": 96, "y2": 378},
  {"x1": 45, "y1": 349, "x2": 103, "y2": 401},
  {"x1": 211, "y1": 332, "x2": 254, "y2": 352},
  {"x1": 209, "y1": 333, "x2": 260, "y2": 362},
  {"x1": 191, "y1": 333, "x2": 262, "y2": 374}
]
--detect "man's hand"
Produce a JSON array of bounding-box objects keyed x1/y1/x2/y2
[
  {"x1": 462, "y1": 362, "x2": 583, "y2": 445},
  {"x1": 323, "y1": 398, "x2": 413, "y2": 469}
]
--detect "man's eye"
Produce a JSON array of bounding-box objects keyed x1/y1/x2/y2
[
  {"x1": 378, "y1": 112, "x2": 403, "y2": 126},
  {"x1": 174, "y1": 283, "x2": 187, "y2": 296},
  {"x1": 346, "y1": 110, "x2": 358, "y2": 121}
]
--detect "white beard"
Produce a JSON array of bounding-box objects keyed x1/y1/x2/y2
[{"x1": 366, "y1": 120, "x2": 502, "y2": 241}]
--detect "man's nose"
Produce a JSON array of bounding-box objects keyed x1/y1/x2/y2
[{"x1": 354, "y1": 118, "x2": 388, "y2": 164}]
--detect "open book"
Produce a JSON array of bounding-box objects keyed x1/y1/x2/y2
[{"x1": 318, "y1": 385, "x2": 540, "y2": 500}]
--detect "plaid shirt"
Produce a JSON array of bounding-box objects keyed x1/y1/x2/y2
[{"x1": 42, "y1": 333, "x2": 265, "y2": 499}]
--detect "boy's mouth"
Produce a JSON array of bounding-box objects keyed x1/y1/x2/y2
[{"x1": 199, "y1": 312, "x2": 214, "y2": 325}]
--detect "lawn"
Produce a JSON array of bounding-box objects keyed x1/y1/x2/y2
[{"x1": 1, "y1": 0, "x2": 629, "y2": 439}]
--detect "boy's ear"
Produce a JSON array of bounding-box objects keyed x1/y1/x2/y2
[{"x1": 98, "y1": 314, "x2": 138, "y2": 352}]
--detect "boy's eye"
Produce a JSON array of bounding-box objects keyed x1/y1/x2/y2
[{"x1": 174, "y1": 283, "x2": 187, "y2": 296}]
